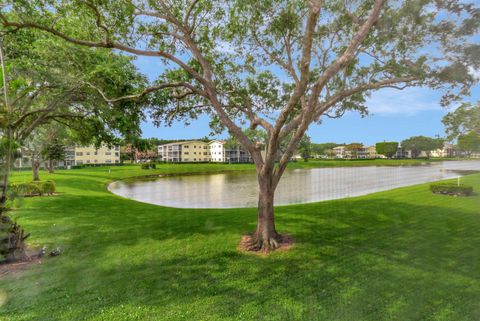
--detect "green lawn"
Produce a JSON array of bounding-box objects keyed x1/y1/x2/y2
[{"x1": 1, "y1": 162, "x2": 480, "y2": 321}]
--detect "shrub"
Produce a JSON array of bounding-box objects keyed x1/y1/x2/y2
[
  {"x1": 430, "y1": 182, "x2": 473, "y2": 196},
  {"x1": 41, "y1": 181, "x2": 56, "y2": 195},
  {"x1": 141, "y1": 162, "x2": 156, "y2": 170},
  {"x1": 9, "y1": 181, "x2": 56, "y2": 197}
]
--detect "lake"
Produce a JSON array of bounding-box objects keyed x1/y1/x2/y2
[{"x1": 108, "y1": 160, "x2": 480, "y2": 208}]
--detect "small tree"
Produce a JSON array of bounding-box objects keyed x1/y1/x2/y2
[
  {"x1": 311, "y1": 143, "x2": 338, "y2": 158},
  {"x1": 42, "y1": 139, "x2": 65, "y2": 173},
  {"x1": 401, "y1": 136, "x2": 444, "y2": 158},
  {"x1": 297, "y1": 135, "x2": 312, "y2": 162},
  {"x1": 376, "y1": 142, "x2": 399, "y2": 159}
]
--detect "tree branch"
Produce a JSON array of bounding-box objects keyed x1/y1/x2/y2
[{"x1": 86, "y1": 81, "x2": 205, "y2": 103}]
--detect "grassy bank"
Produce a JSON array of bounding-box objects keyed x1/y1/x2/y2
[{"x1": 1, "y1": 163, "x2": 479, "y2": 321}]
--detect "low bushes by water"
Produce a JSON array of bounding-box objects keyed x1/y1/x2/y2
[
  {"x1": 9, "y1": 181, "x2": 56, "y2": 197},
  {"x1": 430, "y1": 182, "x2": 474, "y2": 196}
]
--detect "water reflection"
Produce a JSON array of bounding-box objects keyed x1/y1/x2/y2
[{"x1": 109, "y1": 161, "x2": 480, "y2": 208}]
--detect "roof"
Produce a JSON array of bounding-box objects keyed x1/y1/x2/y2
[
  {"x1": 159, "y1": 140, "x2": 208, "y2": 146},
  {"x1": 208, "y1": 140, "x2": 226, "y2": 145}
]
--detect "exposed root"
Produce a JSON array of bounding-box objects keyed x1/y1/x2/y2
[{"x1": 238, "y1": 233, "x2": 295, "y2": 255}]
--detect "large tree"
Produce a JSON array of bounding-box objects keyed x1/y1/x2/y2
[
  {"x1": 2, "y1": 0, "x2": 478, "y2": 251},
  {"x1": 0, "y1": 26, "x2": 146, "y2": 206},
  {"x1": 457, "y1": 132, "x2": 480, "y2": 156},
  {"x1": 0, "y1": 26, "x2": 147, "y2": 262},
  {"x1": 401, "y1": 136, "x2": 444, "y2": 158}
]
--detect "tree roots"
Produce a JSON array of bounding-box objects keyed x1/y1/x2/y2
[{"x1": 238, "y1": 233, "x2": 294, "y2": 254}]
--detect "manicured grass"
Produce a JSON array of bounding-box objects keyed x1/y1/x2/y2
[{"x1": 1, "y1": 163, "x2": 480, "y2": 321}]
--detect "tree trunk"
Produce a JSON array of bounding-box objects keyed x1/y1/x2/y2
[
  {"x1": 245, "y1": 174, "x2": 282, "y2": 252},
  {"x1": 48, "y1": 159, "x2": 54, "y2": 173},
  {"x1": 0, "y1": 129, "x2": 13, "y2": 215},
  {"x1": 32, "y1": 160, "x2": 40, "y2": 181}
]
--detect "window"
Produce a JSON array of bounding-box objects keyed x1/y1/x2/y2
[
  {"x1": 94, "y1": 151, "x2": 98, "y2": 156},
  {"x1": 115, "y1": 152, "x2": 119, "y2": 157},
  {"x1": 76, "y1": 161, "x2": 83, "y2": 165},
  {"x1": 184, "y1": 158, "x2": 189, "y2": 161},
  {"x1": 86, "y1": 152, "x2": 90, "y2": 156},
  {"x1": 194, "y1": 152, "x2": 196, "y2": 155},
  {"x1": 76, "y1": 152, "x2": 83, "y2": 156},
  {"x1": 184, "y1": 145, "x2": 189, "y2": 148},
  {"x1": 184, "y1": 152, "x2": 189, "y2": 155},
  {"x1": 105, "y1": 160, "x2": 112, "y2": 163},
  {"x1": 194, "y1": 158, "x2": 196, "y2": 161},
  {"x1": 86, "y1": 160, "x2": 90, "y2": 163},
  {"x1": 105, "y1": 152, "x2": 112, "y2": 156},
  {"x1": 194, "y1": 145, "x2": 196, "y2": 148}
]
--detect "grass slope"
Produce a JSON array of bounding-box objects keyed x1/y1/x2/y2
[{"x1": 1, "y1": 163, "x2": 479, "y2": 321}]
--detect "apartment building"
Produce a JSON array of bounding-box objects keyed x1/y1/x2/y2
[
  {"x1": 430, "y1": 143, "x2": 459, "y2": 158},
  {"x1": 11, "y1": 145, "x2": 120, "y2": 168},
  {"x1": 333, "y1": 145, "x2": 377, "y2": 159},
  {"x1": 158, "y1": 140, "x2": 252, "y2": 163},
  {"x1": 73, "y1": 145, "x2": 120, "y2": 165},
  {"x1": 158, "y1": 141, "x2": 210, "y2": 162},
  {"x1": 209, "y1": 140, "x2": 251, "y2": 163}
]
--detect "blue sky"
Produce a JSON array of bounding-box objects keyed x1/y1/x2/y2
[{"x1": 135, "y1": 56, "x2": 480, "y2": 146}]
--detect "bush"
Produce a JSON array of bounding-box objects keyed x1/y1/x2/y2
[
  {"x1": 141, "y1": 162, "x2": 156, "y2": 170},
  {"x1": 41, "y1": 181, "x2": 56, "y2": 195},
  {"x1": 430, "y1": 182, "x2": 473, "y2": 196},
  {"x1": 9, "y1": 181, "x2": 56, "y2": 197}
]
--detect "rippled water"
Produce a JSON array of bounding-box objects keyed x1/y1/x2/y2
[{"x1": 109, "y1": 161, "x2": 480, "y2": 208}]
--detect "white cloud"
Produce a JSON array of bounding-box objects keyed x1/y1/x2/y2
[
  {"x1": 469, "y1": 66, "x2": 480, "y2": 80},
  {"x1": 366, "y1": 87, "x2": 442, "y2": 116}
]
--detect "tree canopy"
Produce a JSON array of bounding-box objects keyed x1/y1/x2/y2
[
  {"x1": 376, "y1": 142, "x2": 399, "y2": 158},
  {"x1": 401, "y1": 136, "x2": 444, "y2": 158},
  {"x1": 443, "y1": 102, "x2": 480, "y2": 140},
  {"x1": 457, "y1": 132, "x2": 480, "y2": 154}
]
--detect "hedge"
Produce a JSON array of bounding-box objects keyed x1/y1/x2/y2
[
  {"x1": 9, "y1": 181, "x2": 56, "y2": 197},
  {"x1": 430, "y1": 182, "x2": 473, "y2": 196},
  {"x1": 71, "y1": 163, "x2": 124, "y2": 169}
]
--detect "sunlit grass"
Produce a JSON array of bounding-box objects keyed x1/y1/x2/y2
[{"x1": 1, "y1": 162, "x2": 479, "y2": 321}]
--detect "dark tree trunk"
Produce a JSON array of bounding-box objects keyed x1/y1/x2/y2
[
  {"x1": 48, "y1": 159, "x2": 54, "y2": 173},
  {"x1": 32, "y1": 160, "x2": 40, "y2": 181}
]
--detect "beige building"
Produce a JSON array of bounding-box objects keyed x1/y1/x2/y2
[
  {"x1": 73, "y1": 145, "x2": 120, "y2": 165},
  {"x1": 158, "y1": 140, "x2": 252, "y2": 163},
  {"x1": 430, "y1": 143, "x2": 459, "y2": 158},
  {"x1": 158, "y1": 141, "x2": 210, "y2": 162},
  {"x1": 333, "y1": 145, "x2": 377, "y2": 159}
]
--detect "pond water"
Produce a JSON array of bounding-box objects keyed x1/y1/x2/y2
[{"x1": 109, "y1": 161, "x2": 480, "y2": 209}]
